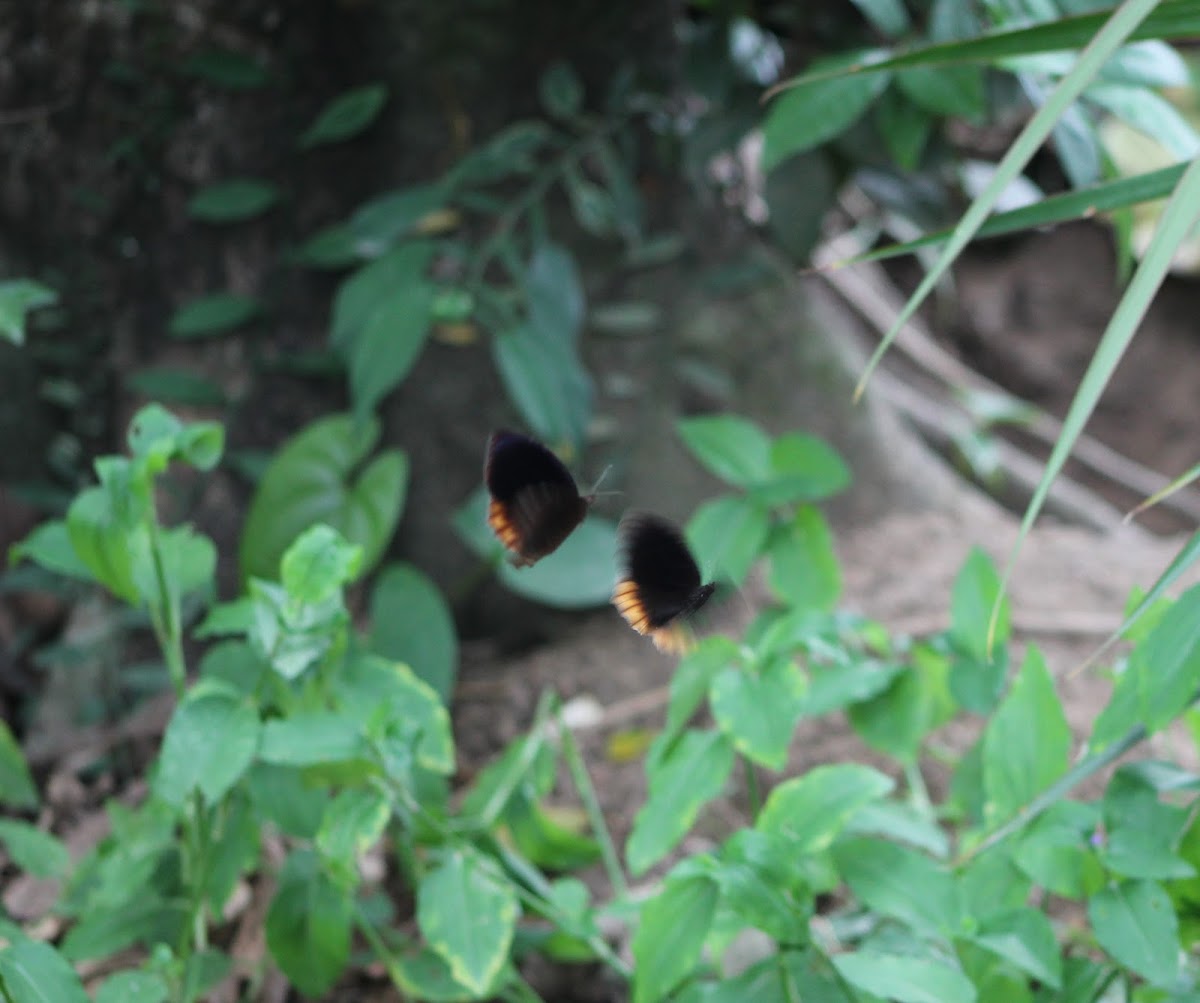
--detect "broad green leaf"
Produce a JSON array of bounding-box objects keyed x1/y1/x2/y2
[
  {"x1": 8, "y1": 520, "x2": 90, "y2": 580},
  {"x1": 127, "y1": 403, "x2": 223, "y2": 471},
  {"x1": 877, "y1": 89, "x2": 933, "y2": 171},
  {"x1": 349, "y1": 280, "x2": 436, "y2": 416},
  {"x1": 168, "y1": 293, "x2": 259, "y2": 338},
  {"x1": 452, "y1": 488, "x2": 617, "y2": 609},
  {"x1": 0, "y1": 278, "x2": 57, "y2": 345},
  {"x1": 188, "y1": 179, "x2": 280, "y2": 222},
  {"x1": 834, "y1": 837, "x2": 962, "y2": 937},
  {"x1": 752, "y1": 432, "x2": 851, "y2": 506},
  {"x1": 0, "y1": 721, "x2": 37, "y2": 809},
  {"x1": 0, "y1": 820, "x2": 69, "y2": 878},
  {"x1": 959, "y1": 851, "x2": 1033, "y2": 920},
  {"x1": 368, "y1": 563, "x2": 458, "y2": 703},
  {"x1": 710, "y1": 658, "x2": 806, "y2": 769},
  {"x1": 126, "y1": 367, "x2": 227, "y2": 407},
  {"x1": 895, "y1": 65, "x2": 984, "y2": 120},
  {"x1": 393, "y1": 946, "x2": 485, "y2": 1002},
  {"x1": 1087, "y1": 83, "x2": 1200, "y2": 161},
  {"x1": 762, "y1": 50, "x2": 890, "y2": 170},
  {"x1": 850, "y1": 0, "x2": 910, "y2": 36},
  {"x1": 1133, "y1": 582, "x2": 1200, "y2": 733},
  {"x1": 133, "y1": 524, "x2": 216, "y2": 609},
  {"x1": 339, "y1": 656, "x2": 455, "y2": 775},
  {"x1": 951, "y1": 547, "x2": 1009, "y2": 662},
  {"x1": 94, "y1": 970, "x2": 169, "y2": 1003},
  {"x1": 758, "y1": 764, "x2": 894, "y2": 853},
  {"x1": 300, "y1": 84, "x2": 388, "y2": 147},
  {"x1": 331, "y1": 242, "x2": 435, "y2": 351},
  {"x1": 61, "y1": 894, "x2": 187, "y2": 963},
  {"x1": 266, "y1": 850, "x2": 353, "y2": 997},
  {"x1": 418, "y1": 848, "x2": 518, "y2": 996},
  {"x1": 1102, "y1": 767, "x2": 1194, "y2": 880},
  {"x1": 539, "y1": 62, "x2": 584, "y2": 119},
  {"x1": 715, "y1": 830, "x2": 810, "y2": 940},
  {"x1": 833, "y1": 953, "x2": 975, "y2": 1003},
  {"x1": 631, "y1": 875, "x2": 718, "y2": 1003},
  {"x1": 1012, "y1": 801, "x2": 1103, "y2": 899},
  {"x1": 676, "y1": 415, "x2": 771, "y2": 486},
  {"x1": 972, "y1": 908, "x2": 1062, "y2": 989},
  {"x1": 259, "y1": 712, "x2": 368, "y2": 767},
  {"x1": 316, "y1": 787, "x2": 390, "y2": 876},
  {"x1": 154, "y1": 681, "x2": 260, "y2": 807},
  {"x1": 662, "y1": 637, "x2": 741, "y2": 743},
  {"x1": 525, "y1": 243, "x2": 584, "y2": 342},
  {"x1": 627, "y1": 729, "x2": 734, "y2": 875},
  {"x1": 493, "y1": 323, "x2": 592, "y2": 450},
  {"x1": 239, "y1": 413, "x2": 407, "y2": 582},
  {"x1": 848, "y1": 646, "x2": 955, "y2": 763},
  {"x1": 767, "y1": 506, "x2": 840, "y2": 611},
  {"x1": 280, "y1": 524, "x2": 363, "y2": 604},
  {"x1": 796, "y1": 660, "x2": 905, "y2": 718},
  {"x1": 982, "y1": 647, "x2": 1071, "y2": 826},
  {"x1": 350, "y1": 184, "x2": 446, "y2": 254},
  {"x1": 563, "y1": 164, "x2": 615, "y2": 236},
  {"x1": 246, "y1": 763, "x2": 327, "y2": 839},
  {"x1": 65, "y1": 479, "x2": 144, "y2": 604},
  {"x1": 845, "y1": 800, "x2": 950, "y2": 858},
  {"x1": 1088, "y1": 879, "x2": 1180, "y2": 987},
  {"x1": 686, "y1": 495, "x2": 769, "y2": 586},
  {"x1": 291, "y1": 223, "x2": 361, "y2": 269},
  {"x1": 0, "y1": 936, "x2": 90, "y2": 1003}
]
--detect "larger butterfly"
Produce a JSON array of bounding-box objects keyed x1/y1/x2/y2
[
  {"x1": 612, "y1": 512, "x2": 715, "y2": 653},
  {"x1": 484, "y1": 430, "x2": 590, "y2": 567}
]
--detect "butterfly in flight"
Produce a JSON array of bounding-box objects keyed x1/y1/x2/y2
[
  {"x1": 612, "y1": 512, "x2": 715, "y2": 653},
  {"x1": 484, "y1": 430, "x2": 590, "y2": 567}
]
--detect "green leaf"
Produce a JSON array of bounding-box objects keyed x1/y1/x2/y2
[
  {"x1": 418, "y1": 848, "x2": 518, "y2": 996},
  {"x1": 300, "y1": 84, "x2": 388, "y2": 148},
  {"x1": 291, "y1": 223, "x2": 361, "y2": 269},
  {"x1": 239, "y1": 414, "x2": 407, "y2": 582},
  {"x1": 845, "y1": 800, "x2": 949, "y2": 858},
  {"x1": 8, "y1": 521, "x2": 90, "y2": 581},
  {"x1": 1134, "y1": 582, "x2": 1200, "y2": 733},
  {"x1": 0, "y1": 722, "x2": 37, "y2": 808},
  {"x1": 168, "y1": 292, "x2": 260, "y2": 339},
  {"x1": 1088, "y1": 82, "x2": 1200, "y2": 161},
  {"x1": 368, "y1": 563, "x2": 458, "y2": 704},
  {"x1": 316, "y1": 787, "x2": 390, "y2": 875},
  {"x1": 350, "y1": 184, "x2": 445, "y2": 254},
  {"x1": 127, "y1": 404, "x2": 224, "y2": 471},
  {"x1": 677, "y1": 415, "x2": 771, "y2": 486},
  {"x1": 331, "y1": 242, "x2": 436, "y2": 351},
  {"x1": 0, "y1": 936, "x2": 90, "y2": 1003},
  {"x1": 539, "y1": 62, "x2": 583, "y2": 119},
  {"x1": 349, "y1": 280, "x2": 435, "y2": 415},
  {"x1": 1102, "y1": 766, "x2": 1194, "y2": 880},
  {"x1": 631, "y1": 875, "x2": 718, "y2": 1003},
  {"x1": 154, "y1": 682, "x2": 260, "y2": 807},
  {"x1": 1012, "y1": 801, "x2": 1103, "y2": 899},
  {"x1": 972, "y1": 908, "x2": 1062, "y2": 989},
  {"x1": 833, "y1": 953, "x2": 975, "y2": 1003},
  {"x1": 259, "y1": 712, "x2": 367, "y2": 767},
  {"x1": 182, "y1": 48, "x2": 267, "y2": 88},
  {"x1": 951, "y1": 547, "x2": 1009, "y2": 661},
  {"x1": 266, "y1": 850, "x2": 353, "y2": 997},
  {"x1": 0, "y1": 819, "x2": 69, "y2": 878},
  {"x1": 493, "y1": 323, "x2": 592, "y2": 451},
  {"x1": 752, "y1": 433, "x2": 851, "y2": 506},
  {"x1": 762, "y1": 51, "x2": 890, "y2": 170},
  {"x1": 126, "y1": 367, "x2": 227, "y2": 407},
  {"x1": 0, "y1": 279, "x2": 57, "y2": 346},
  {"x1": 958, "y1": 849, "x2": 1032, "y2": 919},
  {"x1": 710, "y1": 658, "x2": 806, "y2": 769},
  {"x1": 453, "y1": 488, "x2": 619, "y2": 609},
  {"x1": 627, "y1": 730, "x2": 734, "y2": 875},
  {"x1": 758, "y1": 764, "x2": 894, "y2": 853},
  {"x1": 982, "y1": 646, "x2": 1071, "y2": 827},
  {"x1": 61, "y1": 894, "x2": 187, "y2": 963},
  {"x1": 895, "y1": 65, "x2": 984, "y2": 120},
  {"x1": 525, "y1": 243, "x2": 585, "y2": 343},
  {"x1": 848, "y1": 646, "x2": 955, "y2": 763},
  {"x1": 1088, "y1": 879, "x2": 1180, "y2": 987},
  {"x1": 796, "y1": 660, "x2": 904, "y2": 718},
  {"x1": 767, "y1": 506, "x2": 840, "y2": 611},
  {"x1": 246, "y1": 763, "x2": 327, "y2": 838},
  {"x1": 94, "y1": 970, "x2": 169, "y2": 1003},
  {"x1": 280, "y1": 524, "x2": 363, "y2": 603},
  {"x1": 876, "y1": 89, "x2": 932, "y2": 171},
  {"x1": 187, "y1": 179, "x2": 280, "y2": 222},
  {"x1": 850, "y1": 0, "x2": 910, "y2": 36},
  {"x1": 563, "y1": 164, "x2": 615, "y2": 236},
  {"x1": 65, "y1": 472, "x2": 143, "y2": 605},
  {"x1": 716, "y1": 830, "x2": 811, "y2": 940},
  {"x1": 686, "y1": 495, "x2": 769, "y2": 586},
  {"x1": 834, "y1": 837, "x2": 961, "y2": 936}
]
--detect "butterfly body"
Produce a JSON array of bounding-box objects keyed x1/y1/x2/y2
[
  {"x1": 484, "y1": 430, "x2": 589, "y2": 567},
  {"x1": 613, "y1": 512, "x2": 715, "y2": 652}
]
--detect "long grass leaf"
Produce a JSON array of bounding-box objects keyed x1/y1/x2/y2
[
  {"x1": 851, "y1": 0, "x2": 1162, "y2": 402},
  {"x1": 989, "y1": 155, "x2": 1200, "y2": 649},
  {"x1": 1126, "y1": 461, "x2": 1200, "y2": 521}
]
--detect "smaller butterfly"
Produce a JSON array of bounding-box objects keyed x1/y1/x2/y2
[
  {"x1": 612, "y1": 512, "x2": 715, "y2": 653},
  {"x1": 484, "y1": 430, "x2": 591, "y2": 567}
]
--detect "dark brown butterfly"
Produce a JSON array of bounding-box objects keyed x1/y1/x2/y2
[
  {"x1": 612, "y1": 512, "x2": 715, "y2": 653},
  {"x1": 484, "y1": 430, "x2": 590, "y2": 567}
]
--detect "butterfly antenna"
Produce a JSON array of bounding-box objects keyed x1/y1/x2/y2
[{"x1": 586, "y1": 464, "x2": 624, "y2": 499}]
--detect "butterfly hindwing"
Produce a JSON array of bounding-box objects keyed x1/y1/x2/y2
[{"x1": 484, "y1": 430, "x2": 588, "y2": 566}]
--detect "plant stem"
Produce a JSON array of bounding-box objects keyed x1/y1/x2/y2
[
  {"x1": 953, "y1": 719, "x2": 1149, "y2": 867},
  {"x1": 478, "y1": 689, "x2": 557, "y2": 828},
  {"x1": 147, "y1": 518, "x2": 187, "y2": 697},
  {"x1": 904, "y1": 760, "x2": 933, "y2": 819},
  {"x1": 557, "y1": 704, "x2": 629, "y2": 898},
  {"x1": 743, "y1": 755, "x2": 763, "y2": 821}
]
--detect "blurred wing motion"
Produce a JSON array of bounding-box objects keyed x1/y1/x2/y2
[
  {"x1": 484, "y1": 430, "x2": 589, "y2": 567},
  {"x1": 612, "y1": 512, "x2": 715, "y2": 653}
]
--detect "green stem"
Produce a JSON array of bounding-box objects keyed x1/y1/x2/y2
[
  {"x1": 953, "y1": 720, "x2": 1149, "y2": 867},
  {"x1": 743, "y1": 755, "x2": 763, "y2": 821},
  {"x1": 904, "y1": 760, "x2": 933, "y2": 820},
  {"x1": 478, "y1": 689, "x2": 556, "y2": 827},
  {"x1": 557, "y1": 704, "x2": 629, "y2": 898},
  {"x1": 147, "y1": 518, "x2": 187, "y2": 696}
]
